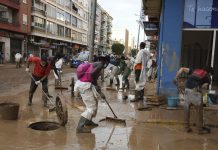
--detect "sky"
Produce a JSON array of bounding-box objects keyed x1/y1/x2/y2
[{"x1": 98, "y1": 0, "x2": 145, "y2": 46}]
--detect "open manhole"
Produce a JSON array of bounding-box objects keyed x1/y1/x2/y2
[{"x1": 28, "y1": 121, "x2": 60, "y2": 131}]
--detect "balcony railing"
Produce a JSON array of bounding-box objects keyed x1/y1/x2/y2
[{"x1": 0, "y1": 17, "x2": 19, "y2": 26}]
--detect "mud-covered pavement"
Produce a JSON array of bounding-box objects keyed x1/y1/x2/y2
[{"x1": 1, "y1": 64, "x2": 218, "y2": 150}]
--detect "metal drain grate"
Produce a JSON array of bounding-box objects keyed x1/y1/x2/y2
[{"x1": 28, "y1": 121, "x2": 60, "y2": 131}]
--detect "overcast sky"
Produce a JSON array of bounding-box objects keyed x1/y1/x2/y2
[{"x1": 98, "y1": 0, "x2": 145, "y2": 44}]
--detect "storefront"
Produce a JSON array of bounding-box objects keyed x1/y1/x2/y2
[{"x1": 143, "y1": 0, "x2": 218, "y2": 94}]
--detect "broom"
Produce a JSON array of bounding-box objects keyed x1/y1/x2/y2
[{"x1": 99, "y1": 97, "x2": 126, "y2": 125}]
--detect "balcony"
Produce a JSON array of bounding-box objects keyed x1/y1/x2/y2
[
  {"x1": 0, "y1": 17, "x2": 23, "y2": 33},
  {"x1": 32, "y1": 7, "x2": 46, "y2": 16},
  {"x1": 1, "y1": 0, "x2": 20, "y2": 10}
]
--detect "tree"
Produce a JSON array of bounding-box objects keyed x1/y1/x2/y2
[
  {"x1": 111, "y1": 43, "x2": 125, "y2": 55},
  {"x1": 131, "y1": 49, "x2": 137, "y2": 57}
]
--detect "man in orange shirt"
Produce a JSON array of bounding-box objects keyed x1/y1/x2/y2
[
  {"x1": 131, "y1": 42, "x2": 150, "y2": 102},
  {"x1": 26, "y1": 55, "x2": 51, "y2": 106}
]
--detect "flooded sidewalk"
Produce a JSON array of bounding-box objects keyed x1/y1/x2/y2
[{"x1": 0, "y1": 66, "x2": 218, "y2": 150}]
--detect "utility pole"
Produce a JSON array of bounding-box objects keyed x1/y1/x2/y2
[
  {"x1": 136, "y1": 23, "x2": 140, "y2": 50},
  {"x1": 89, "y1": 0, "x2": 97, "y2": 62}
]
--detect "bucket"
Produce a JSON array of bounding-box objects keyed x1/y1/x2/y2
[
  {"x1": 0, "y1": 102, "x2": 20, "y2": 120},
  {"x1": 167, "y1": 97, "x2": 178, "y2": 107}
]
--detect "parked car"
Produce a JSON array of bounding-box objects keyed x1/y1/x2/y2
[{"x1": 70, "y1": 51, "x2": 89, "y2": 68}]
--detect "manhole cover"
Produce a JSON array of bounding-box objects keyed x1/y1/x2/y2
[
  {"x1": 29, "y1": 121, "x2": 60, "y2": 131},
  {"x1": 56, "y1": 95, "x2": 68, "y2": 126}
]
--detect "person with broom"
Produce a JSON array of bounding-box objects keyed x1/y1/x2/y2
[
  {"x1": 74, "y1": 55, "x2": 110, "y2": 133},
  {"x1": 25, "y1": 55, "x2": 51, "y2": 107}
]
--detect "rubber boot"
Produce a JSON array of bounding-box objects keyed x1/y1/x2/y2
[
  {"x1": 42, "y1": 93, "x2": 48, "y2": 107},
  {"x1": 76, "y1": 116, "x2": 92, "y2": 133},
  {"x1": 115, "y1": 78, "x2": 120, "y2": 86},
  {"x1": 108, "y1": 79, "x2": 113, "y2": 87},
  {"x1": 28, "y1": 93, "x2": 33, "y2": 106},
  {"x1": 130, "y1": 91, "x2": 140, "y2": 102},
  {"x1": 85, "y1": 119, "x2": 99, "y2": 127},
  {"x1": 139, "y1": 89, "x2": 144, "y2": 100}
]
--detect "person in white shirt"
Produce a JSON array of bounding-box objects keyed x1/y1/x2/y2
[
  {"x1": 131, "y1": 42, "x2": 150, "y2": 102},
  {"x1": 15, "y1": 52, "x2": 22, "y2": 68}
]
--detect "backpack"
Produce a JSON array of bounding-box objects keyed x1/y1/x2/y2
[
  {"x1": 76, "y1": 63, "x2": 93, "y2": 82},
  {"x1": 191, "y1": 69, "x2": 207, "y2": 80}
]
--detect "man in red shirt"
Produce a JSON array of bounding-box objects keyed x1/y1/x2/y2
[{"x1": 26, "y1": 55, "x2": 51, "y2": 106}]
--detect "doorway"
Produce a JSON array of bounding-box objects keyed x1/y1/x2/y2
[{"x1": 181, "y1": 30, "x2": 218, "y2": 88}]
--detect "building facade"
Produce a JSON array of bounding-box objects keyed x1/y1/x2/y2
[
  {"x1": 142, "y1": 0, "x2": 218, "y2": 94},
  {"x1": 94, "y1": 4, "x2": 112, "y2": 56},
  {"x1": 29, "y1": 0, "x2": 89, "y2": 57},
  {"x1": 0, "y1": 0, "x2": 31, "y2": 62}
]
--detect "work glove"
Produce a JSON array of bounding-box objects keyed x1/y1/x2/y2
[
  {"x1": 25, "y1": 67, "x2": 29, "y2": 72},
  {"x1": 35, "y1": 80, "x2": 41, "y2": 85}
]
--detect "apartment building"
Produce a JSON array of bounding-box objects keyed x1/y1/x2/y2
[
  {"x1": 94, "y1": 4, "x2": 112, "y2": 56},
  {"x1": 0, "y1": 0, "x2": 31, "y2": 62},
  {"x1": 29, "y1": 0, "x2": 89, "y2": 57}
]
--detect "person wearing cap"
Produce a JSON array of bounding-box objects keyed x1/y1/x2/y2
[
  {"x1": 74, "y1": 55, "x2": 110, "y2": 133},
  {"x1": 26, "y1": 55, "x2": 51, "y2": 106}
]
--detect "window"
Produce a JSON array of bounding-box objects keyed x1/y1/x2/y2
[
  {"x1": 82, "y1": 22, "x2": 88, "y2": 30},
  {"x1": 65, "y1": 12, "x2": 71, "y2": 25},
  {"x1": 72, "y1": 15, "x2": 77, "y2": 27},
  {"x1": 71, "y1": 30, "x2": 77, "y2": 40},
  {"x1": 57, "y1": 9, "x2": 65, "y2": 21},
  {"x1": 57, "y1": 25, "x2": 64, "y2": 37},
  {"x1": 65, "y1": 27, "x2": 71, "y2": 38},
  {"x1": 33, "y1": 16, "x2": 45, "y2": 29},
  {"x1": 82, "y1": 34, "x2": 87, "y2": 43},
  {"x1": 47, "y1": 21, "x2": 57, "y2": 34},
  {"x1": 65, "y1": 0, "x2": 71, "y2": 9},
  {"x1": 23, "y1": 14, "x2": 27, "y2": 25},
  {"x1": 34, "y1": 0, "x2": 44, "y2": 10},
  {"x1": 77, "y1": 32, "x2": 82, "y2": 42},
  {"x1": 57, "y1": 0, "x2": 65, "y2": 6},
  {"x1": 77, "y1": 19, "x2": 82, "y2": 29},
  {"x1": 46, "y1": 5, "x2": 56, "y2": 18}
]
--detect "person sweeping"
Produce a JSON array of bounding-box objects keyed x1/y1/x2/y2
[
  {"x1": 26, "y1": 55, "x2": 51, "y2": 107},
  {"x1": 74, "y1": 55, "x2": 110, "y2": 133},
  {"x1": 175, "y1": 66, "x2": 214, "y2": 134}
]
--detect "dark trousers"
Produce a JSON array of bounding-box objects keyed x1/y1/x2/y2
[
  {"x1": 135, "y1": 69, "x2": 141, "y2": 83},
  {"x1": 29, "y1": 74, "x2": 48, "y2": 103},
  {"x1": 184, "y1": 89, "x2": 203, "y2": 130}
]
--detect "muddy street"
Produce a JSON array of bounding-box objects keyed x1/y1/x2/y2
[{"x1": 1, "y1": 64, "x2": 218, "y2": 150}]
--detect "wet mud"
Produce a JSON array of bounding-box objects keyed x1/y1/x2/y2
[{"x1": 0, "y1": 64, "x2": 218, "y2": 149}]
